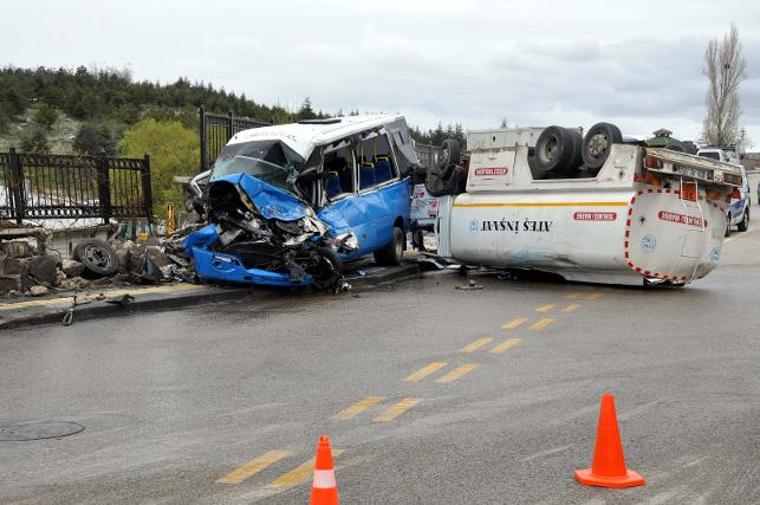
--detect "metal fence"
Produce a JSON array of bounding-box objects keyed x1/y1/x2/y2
[
  {"x1": 199, "y1": 106, "x2": 272, "y2": 172},
  {"x1": 0, "y1": 148, "x2": 153, "y2": 224},
  {"x1": 414, "y1": 143, "x2": 442, "y2": 170}
]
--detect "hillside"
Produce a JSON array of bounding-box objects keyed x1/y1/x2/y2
[{"x1": 0, "y1": 66, "x2": 465, "y2": 155}]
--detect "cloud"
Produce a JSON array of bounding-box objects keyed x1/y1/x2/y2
[{"x1": 2, "y1": 0, "x2": 759, "y2": 143}]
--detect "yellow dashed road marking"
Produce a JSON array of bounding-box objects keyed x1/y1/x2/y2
[
  {"x1": 270, "y1": 449, "x2": 345, "y2": 488},
  {"x1": 331, "y1": 396, "x2": 385, "y2": 421},
  {"x1": 217, "y1": 450, "x2": 291, "y2": 485},
  {"x1": 459, "y1": 337, "x2": 493, "y2": 353},
  {"x1": 535, "y1": 304, "x2": 555, "y2": 313},
  {"x1": 435, "y1": 363, "x2": 479, "y2": 383},
  {"x1": 490, "y1": 338, "x2": 522, "y2": 354},
  {"x1": 561, "y1": 304, "x2": 582, "y2": 313},
  {"x1": 373, "y1": 398, "x2": 422, "y2": 423},
  {"x1": 502, "y1": 317, "x2": 528, "y2": 330},
  {"x1": 585, "y1": 292, "x2": 603, "y2": 300},
  {"x1": 404, "y1": 362, "x2": 447, "y2": 382},
  {"x1": 565, "y1": 292, "x2": 583, "y2": 300},
  {"x1": 530, "y1": 318, "x2": 554, "y2": 331}
]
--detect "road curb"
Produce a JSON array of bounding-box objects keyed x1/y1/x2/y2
[{"x1": 0, "y1": 264, "x2": 420, "y2": 331}]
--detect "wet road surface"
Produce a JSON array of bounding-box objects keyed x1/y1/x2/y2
[{"x1": 1, "y1": 224, "x2": 760, "y2": 504}]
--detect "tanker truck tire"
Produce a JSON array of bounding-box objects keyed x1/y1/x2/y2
[
  {"x1": 438, "y1": 139, "x2": 461, "y2": 180},
  {"x1": 534, "y1": 126, "x2": 578, "y2": 177},
  {"x1": 582, "y1": 122, "x2": 623, "y2": 170}
]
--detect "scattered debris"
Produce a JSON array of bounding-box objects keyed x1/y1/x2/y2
[
  {"x1": 455, "y1": 279, "x2": 485, "y2": 291},
  {"x1": 61, "y1": 259, "x2": 85, "y2": 278},
  {"x1": 106, "y1": 294, "x2": 134, "y2": 306},
  {"x1": 29, "y1": 285, "x2": 49, "y2": 297}
]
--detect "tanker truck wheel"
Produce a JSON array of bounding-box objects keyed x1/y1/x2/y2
[
  {"x1": 533, "y1": 126, "x2": 583, "y2": 178},
  {"x1": 438, "y1": 139, "x2": 461, "y2": 180},
  {"x1": 582, "y1": 122, "x2": 623, "y2": 170}
]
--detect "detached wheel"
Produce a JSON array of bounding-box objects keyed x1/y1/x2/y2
[
  {"x1": 533, "y1": 126, "x2": 583, "y2": 178},
  {"x1": 73, "y1": 239, "x2": 119, "y2": 277},
  {"x1": 374, "y1": 226, "x2": 404, "y2": 266},
  {"x1": 738, "y1": 209, "x2": 749, "y2": 232},
  {"x1": 582, "y1": 122, "x2": 623, "y2": 170}
]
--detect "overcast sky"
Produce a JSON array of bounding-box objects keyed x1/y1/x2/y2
[{"x1": 2, "y1": 0, "x2": 758, "y2": 144}]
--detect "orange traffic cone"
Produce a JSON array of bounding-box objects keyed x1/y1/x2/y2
[
  {"x1": 574, "y1": 393, "x2": 645, "y2": 488},
  {"x1": 310, "y1": 435, "x2": 339, "y2": 505}
]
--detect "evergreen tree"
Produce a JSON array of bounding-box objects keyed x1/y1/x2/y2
[{"x1": 73, "y1": 122, "x2": 117, "y2": 156}]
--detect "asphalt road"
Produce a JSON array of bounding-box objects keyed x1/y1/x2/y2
[{"x1": 2, "y1": 221, "x2": 760, "y2": 505}]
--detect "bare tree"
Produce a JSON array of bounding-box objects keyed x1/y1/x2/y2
[
  {"x1": 736, "y1": 127, "x2": 754, "y2": 155},
  {"x1": 702, "y1": 24, "x2": 747, "y2": 147}
]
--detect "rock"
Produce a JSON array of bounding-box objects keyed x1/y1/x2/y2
[
  {"x1": 0, "y1": 274, "x2": 22, "y2": 295},
  {"x1": 55, "y1": 269, "x2": 67, "y2": 286},
  {"x1": 29, "y1": 285, "x2": 49, "y2": 297},
  {"x1": 127, "y1": 249, "x2": 144, "y2": 274},
  {"x1": 22, "y1": 255, "x2": 59, "y2": 288},
  {"x1": 61, "y1": 259, "x2": 85, "y2": 278},
  {"x1": 115, "y1": 248, "x2": 130, "y2": 274},
  {"x1": 0, "y1": 241, "x2": 32, "y2": 258},
  {"x1": 1, "y1": 257, "x2": 25, "y2": 275},
  {"x1": 58, "y1": 275, "x2": 91, "y2": 291}
]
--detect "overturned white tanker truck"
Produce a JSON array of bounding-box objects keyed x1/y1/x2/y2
[{"x1": 420, "y1": 123, "x2": 743, "y2": 286}]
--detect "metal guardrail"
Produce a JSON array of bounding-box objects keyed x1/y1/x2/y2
[{"x1": 0, "y1": 149, "x2": 153, "y2": 224}]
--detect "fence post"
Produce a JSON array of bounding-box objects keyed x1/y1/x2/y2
[
  {"x1": 8, "y1": 147, "x2": 24, "y2": 224},
  {"x1": 199, "y1": 105, "x2": 208, "y2": 173},
  {"x1": 142, "y1": 154, "x2": 154, "y2": 224},
  {"x1": 97, "y1": 152, "x2": 111, "y2": 225},
  {"x1": 227, "y1": 111, "x2": 234, "y2": 142}
]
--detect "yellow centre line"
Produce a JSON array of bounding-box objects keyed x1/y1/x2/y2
[
  {"x1": 404, "y1": 362, "x2": 447, "y2": 382},
  {"x1": 502, "y1": 317, "x2": 528, "y2": 330},
  {"x1": 490, "y1": 338, "x2": 522, "y2": 354},
  {"x1": 530, "y1": 318, "x2": 554, "y2": 331},
  {"x1": 561, "y1": 304, "x2": 582, "y2": 313},
  {"x1": 459, "y1": 337, "x2": 493, "y2": 353},
  {"x1": 216, "y1": 450, "x2": 291, "y2": 485},
  {"x1": 331, "y1": 396, "x2": 385, "y2": 421},
  {"x1": 565, "y1": 292, "x2": 583, "y2": 300},
  {"x1": 585, "y1": 292, "x2": 603, "y2": 300},
  {"x1": 373, "y1": 397, "x2": 422, "y2": 423},
  {"x1": 435, "y1": 363, "x2": 479, "y2": 383},
  {"x1": 270, "y1": 449, "x2": 345, "y2": 488},
  {"x1": 535, "y1": 304, "x2": 555, "y2": 313}
]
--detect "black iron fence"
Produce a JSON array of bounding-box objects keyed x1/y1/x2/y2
[
  {"x1": 0, "y1": 148, "x2": 153, "y2": 224},
  {"x1": 199, "y1": 106, "x2": 272, "y2": 172}
]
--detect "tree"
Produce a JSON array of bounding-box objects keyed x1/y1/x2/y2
[
  {"x1": 20, "y1": 125, "x2": 50, "y2": 153},
  {"x1": 296, "y1": 97, "x2": 317, "y2": 120},
  {"x1": 736, "y1": 127, "x2": 754, "y2": 156},
  {"x1": 119, "y1": 119, "x2": 199, "y2": 219},
  {"x1": 33, "y1": 103, "x2": 59, "y2": 130},
  {"x1": 73, "y1": 121, "x2": 117, "y2": 156},
  {"x1": 702, "y1": 24, "x2": 747, "y2": 147}
]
